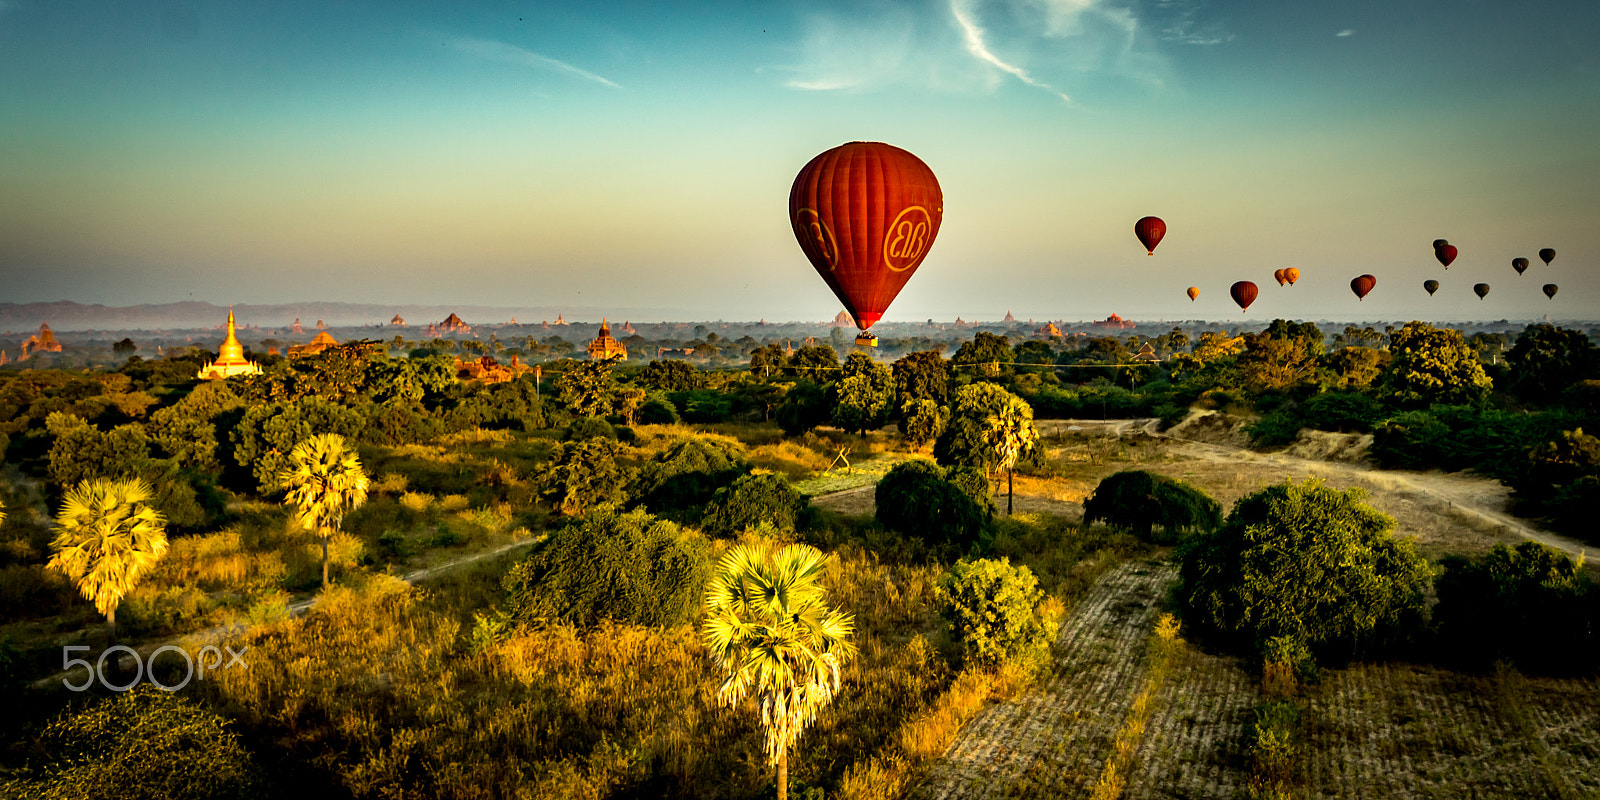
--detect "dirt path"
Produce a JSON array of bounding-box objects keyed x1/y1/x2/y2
[{"x1": 915, "y1": 561, "x2": 1181, "y2": 800}]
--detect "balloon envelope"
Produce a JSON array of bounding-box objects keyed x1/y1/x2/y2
[
  {"x1": 1351, "y1": 274, "x2": 1376, "y2": 300},
  {"x1": 790, "y1": 142, "x2": 943, "y2": 331},
  {"x1": 1539, "y1": 248, "x2": 1556, "y2": 265},
  {"x1": 1436, "y1": 244, "x2": 1458, "y2": 268},
  {"x1": 1474, "y1": 283, "x2": 1490, "y2": 299},
  {"x1": 1433, "y1": 239, "x2": 1449, "y2": 250},
  {"x1": 1134, "y1": 216, "x2": 1166, "y2": 255},
  {"x1": 1273, "y1": 268, "x2": 1286, "y2": 286},
  {"x1": 1512, "y1": 257, "x2": 1529, "y2": 275},
  {"x1": 1284, "y1": 267, "x2": 1299, "y2": 285},
  {"x1": 1424, "y1": 279, "x2": 1439, "y2": 296},
  {"x1": 1186, "y1": 286, "x2": 1199, "y2": 302},
  {"x1": 1230, "y1": 281, "x2": 1258, "y2": 311},
  {"x1": 1544, "y1": 283, "x2": 1559, "y2": 299}
]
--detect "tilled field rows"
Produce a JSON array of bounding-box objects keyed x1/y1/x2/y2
[{"x1": 915, "y1": 560, "x2": 1183, "y2": 800}]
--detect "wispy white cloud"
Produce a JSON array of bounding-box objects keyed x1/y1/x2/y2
[
  {"x1": 950, "y1": 0, "x2": 1071, "y2": 102},
  {"x1": 449, "y1": 36, "x2": 621, "y2": 89},
  {"x1": 780, "y1": 0, "x2": 1190, "y2": 104},
  {"x1": 1336, "y1": 29, "x2": 1356, "y2": 37}
]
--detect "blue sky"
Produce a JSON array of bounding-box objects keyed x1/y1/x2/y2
[{"x1": 2, "y1": 0, "x2": 1597, "y2": 323}]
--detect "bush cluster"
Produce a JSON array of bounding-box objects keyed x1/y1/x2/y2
[
  {"x1": 874, "y1": 459, "x2": 990, "y2": 554},
  {"x1": 1082, "y1": 470, "x2": 1220, "y2": 543},
  {"x1": 935, "y1": 557, "x2": 1059, "y2": 669}
]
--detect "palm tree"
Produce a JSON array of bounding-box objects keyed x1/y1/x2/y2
[
  {"x1": 703, "y1": 543, "x2": 856, "y2": 800},
  {"x1": 279, "y1": 433, "x2": 369, "y2": 589},
  {"x1": 47, "y1": 478, "x2": 169, "y2": 642},
  {"x1": 982, "y1": 393, "x2": 1039, "y2": 515}
]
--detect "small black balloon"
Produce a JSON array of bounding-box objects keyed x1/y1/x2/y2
[
  {"x1": 1474, "y1": 283, "x2": 1490, "y2": 299},
  {"x1": 1423, "y1": 280, "x2": 1439, "y2": 296},
  {"x1": 1543, "y1": 283, "x2": 1558, "y2": 299},
  {"x1": 1512, "y1": 257, "x2": 1529, "y2": 275},
  {"x1": 1539, "y1": 248, "x2": 1556, "y2": 265}
]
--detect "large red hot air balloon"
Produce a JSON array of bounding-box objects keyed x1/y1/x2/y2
[
  {"x1": 1186, "y1": 286, "x2": 1199, "y2": 302},
  {"x1": 1134, "y1": 216, "x2": 1166, "y2": 255},
  {"x1": 1230, "y1": 281, "x2": 1258, "y2": 311},
  {"x1": 1435, "y1": 244, "x2": 1458, "y2": 268},
  {"x1": 1424, "y1": 279, "x2": 1439, "y2": 296},
  {"x1": 790, "y1": 142, "x2": 942, "y2": 343},
  {"x1": 1512, "y1": 257, "x2": 1529, "y2": 275},
  {"x1": 1539, "y1": 248, "x2": 1556, "y2": 265},
  {"x1": 1543, "y1": 283, "x2": 1559, "y2": 299},
  {"x1": 1351, "y1": 274, "x2": 1376, "y2": 300},
  {"x1": 1284, "y1": 267, "x2": 1299, "y2": 285}
]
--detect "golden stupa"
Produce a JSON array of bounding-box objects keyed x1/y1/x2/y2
[
  {"x1": 586, "y1": 319, "x2": 628, "y2": 361},
  {"x1": 197, "y1": 307, "x2": 263, "y2": 380}
]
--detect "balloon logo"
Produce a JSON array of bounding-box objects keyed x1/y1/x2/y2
[
  {"x1": 1273, "y1": 268, "x2": 1287, "y2": 287},
  {"x1": 1284, "y1": 267, "x2": 1299, "y2": 286},
  {"x1": 1512, "y1": 257, "x2": 1529, "y2": 275},
  {"x1": 1134, "y1": 216, "x2": 1166, "y2": 255},
  {"x1": 1351, "y1": 274, "x2": 1376, "y2": 301},
  {"x1": 1230, "y1": 281, "x2": 1258, "y2": 312},
  {"x1": 1474, "y1": 283, "x2": 1490, "y2": 300},
  {"x1": 1539, "y1": 248, "x2": 1556, "y2": 266},
  {"x1": 790, "y1": 142, "x2": 943, "y2": 332},
  {"x1": 1435, "y1": 244, "x2": 1458, "y2": 268},
  {"x1": 1424, "y1": 279, "x2": 1439, "y2": 296},
  {"x1": 1543, "y1": 283, "x2": 1559, "y2": 299},
  {"x1": 1186, "y1": 286, "x2": 1199, "y2": 302}
]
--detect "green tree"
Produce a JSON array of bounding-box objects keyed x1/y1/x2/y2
[
  {"x1": 557, "y1": 356, "x2": 620, "y2": 417},
  {"x1": 1238, "y1": 320, "x2": 1325, "y2": 393},
  {"x1": 892, "y1": 350, "x2": 951, "y2": 406},
  {"x1": 831, "y1": 353, "x2": 896, "y2": 434},
  {"x1": 775, "y1": 381, "x2": 831, "y2": 437},
  {"x1": 632, "y1": 436, "x2": 749, "y2": 516},
  {"x1": 539, "y1": 437, "x2": 634, "y2": 516},
  {"x1": 936, "y1": 557, "x2": 1058, "y2": 669},
  {"x1": 1082, "y1": 470, "x2": 1222, "y2": 542},
  {"x1": 786, "y1": 345, "x2": 840, "y2": 378},
  {"x1": 1379, "y1": 321, "x2": 1493, "y2": 407},
  {"x1": 503, "y1": 508, "x2": 711, "y2": 629},
  {"x1": 934, "y1": 383, "x2": 1038, "y2": 515},
  {"x1": 146, "y1": 381, "x2": 246, "y2": 472},
  {"x1": 47, "y1": 478, "x2": 169, "y2": 641},
  {"x1": 1177, "y1": 480, "x2": 1431, "y2": 661},
  {"x1": 1323, "y1": 346, "x2": 1390, "y2": 390},
  {"x1": 749, "y1": 344, "x2": 787, "y2": 379},
  {"x1": 1012, "y1": 340, "x2": 1055, "y2": 374},
  {"x1": 703, "y1": 473, "x2": 809, "y2": 536},
  {"x1": 898, "y1": 397, "x2": 948, "y2": 451},
  {"x1": 1505, "y1": 323, "x2": 1600, "y2": 400},
  {"x1": 640, "y1": 359, "x2": 703, "y2": 392},
  {"x1": 875, "y1": 459, "x2": 988, "y2": 553},
  {"x1": 45, "y1": 412, "x2": 153, "y2": 489},
  {"x1": 702, "y1": 542, "x2": 856, "y2": 800},
  {"x1": 953, "y1": 331, "x2": 1012, "y2": 379},
  {"x1": 231, "y1": 397, "x2": 365, "y2": 494},
  {"x1": 278, "y1": 433, "x2": 370, "y2": 589},
  {"x1": 1433, "y1": 542, "x2": 1596, "y2": 672}
]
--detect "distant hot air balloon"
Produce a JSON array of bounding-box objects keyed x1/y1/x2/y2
[
  {"x1": 1284, "y1": 267, "x2": 1299, "y2": 285},
  {"x1": 1436, "y1": 244, "x2": 1458, "y2": 268},
  {"x1": 1474, "y1": 283, "x2": 1490, "y2": 299},
  {"x1": 790, "y1": 142, "x2": 942, "y2": 344},
  {"x1": 1273, "y1": 269, "x2": 1286, "y2": 286},
  {"x1": 1433, "y1": 239, "x2": 1449, "y2": 250},
  {"x1": 1543, "y1": 283, "x2": 1559, "y2": 299},
  {"x1": 1230, "y1": 281, "x2": 1258, "y2": 312},
  {"x1": 1134, "y1": 216, "x2": 1166, "y2": 255},
  {"x1": 1512, "y1": 257, "x2": 1529, "y2": 275},
  {"x1": 1351, "y1": 274, "x2": 1376, "y2": 301},
  {"x1": 1424, "y1": 279, "x2": 1439, "y2": 296},
  {"x1": 1186, "y1": 286, "x2": 1199, "y2": 302},
  {"x1": 1539, "y1": 248, "x2": 1556, "y2": 265}
]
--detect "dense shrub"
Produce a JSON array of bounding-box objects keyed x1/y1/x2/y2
[
  {"x1": 775, "y1": 381, "x2": 831, "y2": 436},
  {"x1": 897, "y1": 398, "x2": 947, "y2": 450},
  {"x1": 702, "y1": 473, "x2": 808, "y2": 536},
  {"x1": 636, "y1": 396, "x2": 681, "y2": 425},
  {"x1": 1176, "y1": 480, "x2": 1431, "y2": 662},
  {"x1": 1433, "y1": 542, "x2": 1598, "y2": 673},
  {"x1": 936, "y1": 557, "x2": 1059, "y2": 669},
  {"x1": 563, "y1": 416, "x2": 618, "y2": 441},
  {"x1": 631, "y1": 436, "x2": 748, "y2": 516},
  {"x1": 502, "y1": 508, "x2": 711, "y2": 629},
  {"x1": 667, "y1": 389, "x2": 736, "y2": 424},
  {"x1": 0, "y1": 686, "x2": 260, "y2": 800},
  {"x1": 1082, "y1": 470, "x2": 1221, "y2": 543},
  {"x1": 874, "y1": 459, "x2": 989, "y2": 554},
  {"x1": 1370, "y1": 405, "x2": 1588, "y2": 484},
  {"x1": 537, "y1": 438, "x2": 634, "y2": 516}
]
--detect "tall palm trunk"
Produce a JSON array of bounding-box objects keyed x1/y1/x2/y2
[
  {"x1": 778, "y1": 747, "x2": 788, "y2": 800},
  {"x1": 108, "y1": 606, "x2": 116, "y2": 644},
  {"x1": 321, "y1": 531, "x2": 330, "y2": 588},
  {"x1": 1007, "y1": 467, "x2": 1014, "y2": 516}
]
